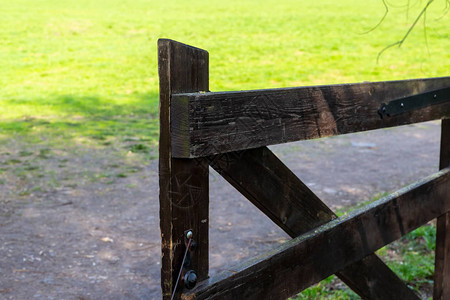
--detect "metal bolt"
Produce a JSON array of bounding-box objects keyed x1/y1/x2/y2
[
  {"x1": 400, "y1": 103, "x2": 404, "y2": 107},
  {"x1": 186, "y1": 230, "x2": 193, "y2": 240},
  {"x1": 184, "y1": 270, "x2": 197, "y2": 289},
  {"x1": 434, "y1": 94, "x2": 437, "y2": 99}
]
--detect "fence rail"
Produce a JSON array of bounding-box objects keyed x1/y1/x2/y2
[
  {"x1": 158, "y1": 38, "x2": 450, "y2": 299},
  {"x1": 171, "y1": 78, "x2": 450, "y2": 158}
]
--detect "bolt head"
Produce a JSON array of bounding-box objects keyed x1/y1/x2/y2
[
  {"x1": 184, "y1": 270, "x2": 197, "y2": 289},
  {"x1": 186, "y1": 231, "x2": 193, "y2": 239}
]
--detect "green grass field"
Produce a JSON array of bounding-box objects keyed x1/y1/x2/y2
[{"x1": 1, "y1": 0, "x2": 449, "y2": 151}]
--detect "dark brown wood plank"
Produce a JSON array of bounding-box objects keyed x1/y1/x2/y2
[
  {"x1": 434, "y1": 213, "x2": 450, "y2": 300},
  {"x1": 158, "y1": 39, "x2": 209, "y2": 300},
  {"x1": 434, "y1": 118, "x2": 450, "y2": 299},
  {"x1": 338, "y1": 255, "x2": 417, "y2": 300},
  {"x1": 439, "y1": 119, "x2": 450, "y2": 170},
  {"x1": 209, "y1": 147, "x2": 418, "y2": 299},
  {"x1": 208, "y1": 147, "x2": 334, "y2": 237},
  {"x1": 171, "y1": 77, "x2": 450, "y2": 157},
  {"x1": 182, "y1": 167, "x2": 450, "y2": 300}
]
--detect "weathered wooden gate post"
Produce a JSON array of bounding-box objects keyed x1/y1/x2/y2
[
  {"x1": 434, "y1": 118, "x2": 450, "y2": 299},
  {"x1": 158, "y1": 39, "x2": 209, "y2": 300}
]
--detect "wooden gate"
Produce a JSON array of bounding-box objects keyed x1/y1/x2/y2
[{"x1": 158, "y1": 39, "x2": 450, "y2": 299}]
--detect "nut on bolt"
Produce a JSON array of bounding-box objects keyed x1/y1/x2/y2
[{"x1": 184, "y1": 270, "x2": 197, "y2": 289}]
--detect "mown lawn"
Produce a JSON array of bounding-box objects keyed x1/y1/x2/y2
[{"x1": 1, "y1": 0, "x2": 449, "y2": 151}]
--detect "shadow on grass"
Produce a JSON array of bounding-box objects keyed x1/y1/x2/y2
[
  {"x1": 0, "y1": 92, "x2": 160, "y2": 155},
  {"x1": 3, "y1": 92, "x2": 159, "y2": 117}
]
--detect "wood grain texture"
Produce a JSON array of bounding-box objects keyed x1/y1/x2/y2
[
  {"x1": 158, "y1": 39, "x2": 209, "y2": 300},
  {"x1": 434, "y1": 213, "x2": 450, "y2": 300},
  {"x1": 209, "y1": 147, "x2": 418, "y2": 299},
  {"x1": 208, "y1": 147, "x2": 334, "y2": 237},
  {"x1": 338, "y1": 255, "x2": 419, "y2": 300},
  {"x1": 434, "y1": 118, "x2": 450, "y2": 300},
  {"x1": 182, "y1": 168, "x2": 450, "y2": 300},
  {"x1": 171, "y1": 77, "x2": 450, "y2": 157}
]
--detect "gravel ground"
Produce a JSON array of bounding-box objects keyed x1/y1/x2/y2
[{"x1": 0, "y1": 120, "x2": 442, "y2": 299}]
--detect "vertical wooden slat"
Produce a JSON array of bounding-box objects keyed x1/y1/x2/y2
[
  {"x1": 158, "y1": 39, "x2": 209, "y2": 300},
  {"x1": 434, "y1": 118, "x2": 450, "y2": 299}
]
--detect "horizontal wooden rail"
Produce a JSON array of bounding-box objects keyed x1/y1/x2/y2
[
  {"x1": 171, "y1": 77, "x2": 450, "y2": 158},
  {"x1": 182, "y1": 167, "x2": 450, "y2": 299}
]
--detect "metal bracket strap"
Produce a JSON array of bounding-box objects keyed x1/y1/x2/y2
[{"x1": 378, "y1": 86, "x2": 450, "y2": 119}]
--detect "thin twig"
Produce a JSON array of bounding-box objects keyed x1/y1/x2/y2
[
  {"x1": 435, "y1": 0, "x2": 450, "y2": 20},
  {"x1": 362, "y1": 0, "x2": 389, "y2": 34},
  {"x1": 377, "y1": 0, "x2": 435, "y2": 63},
  {"x1": 407, "y1": 0, "x2": 410, "y2": 19},
  {"x1": 423, "y1": 8, "x2": 430, "y2": 56}
]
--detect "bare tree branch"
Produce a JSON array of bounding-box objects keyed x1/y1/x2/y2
[{"x1": 377, "y1": 0, "x2": 435, "y2": 63}]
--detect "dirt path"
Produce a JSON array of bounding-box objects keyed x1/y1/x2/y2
[{"x1": 0, "y1": 121, "x2": 442, "y2": 299}]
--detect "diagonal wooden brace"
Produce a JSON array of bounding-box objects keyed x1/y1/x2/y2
[{"x1": 208, "y1": 147, "x2": 419, "y2": 299}]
